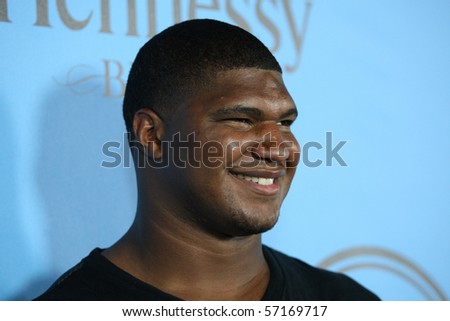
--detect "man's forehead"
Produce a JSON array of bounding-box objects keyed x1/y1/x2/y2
[
  {"x1": 207, "y1": 69, "x2": 288, "y2": 96},
  {"x1": 173, "y1": 68, "x2": 295, "y2": 120},
  {"x1": 212, "y1": 69, "x2": 293, "y2": 104},
  {"x1": 214, "y1": 68, "x2": 283, "y2": 82}
]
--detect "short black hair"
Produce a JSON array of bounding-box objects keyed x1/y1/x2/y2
[{"x1": 123, "y1": 19, "x2": 282, "y2": 135}]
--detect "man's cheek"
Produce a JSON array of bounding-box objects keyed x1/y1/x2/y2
[{"x1": 202, "y1": 141, "x2": 225, "y2": 168}]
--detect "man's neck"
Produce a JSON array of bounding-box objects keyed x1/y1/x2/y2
[{"x1": 103, "y1": 209, "x2": 270, "y2": 300}]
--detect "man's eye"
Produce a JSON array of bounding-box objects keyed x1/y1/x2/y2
[
  {"x1": 227, "y1": 118, "x2": 252, "y2": 124},
  {"x1": 277, "y1": 120, "x2": 294, "y2": 127}
]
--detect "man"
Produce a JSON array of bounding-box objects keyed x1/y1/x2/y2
[{"x1": 37, "y1": 19, "x2": 378, "y2": 300}]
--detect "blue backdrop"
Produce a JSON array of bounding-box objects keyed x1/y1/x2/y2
[{"x1": 1, "y1": 0, "x2": 449, "y2": 300}]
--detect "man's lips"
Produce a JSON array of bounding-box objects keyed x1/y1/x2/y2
[
  {"x1": 228, "y1": 168, "x2": 285, "y2": 179},
  {"x1": 228, "y1": 169, "x2": 284, "y2": 195}
]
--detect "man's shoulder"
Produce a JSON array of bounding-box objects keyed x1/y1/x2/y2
[
  {"x1": 263, "y1": 246, "x2": 380, "y2": 300},
  {"x1": 34, "y1": 248, "x2": 178, "y2": 301},
  {"x1": 35, "y1": 249, "x2": 102, "y2": 300}
]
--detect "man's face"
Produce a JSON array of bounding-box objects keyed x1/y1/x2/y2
[{"x1": 160, "y1": 68, "x2": 300, "y2": 237}]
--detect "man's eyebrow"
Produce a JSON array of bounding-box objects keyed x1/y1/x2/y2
[
  {"x1": 211, "y1": 105, "x2": 298, "y2": 120},
  {"x1": 211, "y1": 105, "x2": 264, "y2": 118},
  {"x1": 279, "y1": 108, "x2": 298, "y2": 119}
]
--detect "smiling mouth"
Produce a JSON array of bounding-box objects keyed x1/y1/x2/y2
[{"x1": 230, "y1": 173, "x2": 275, "y2": 185}]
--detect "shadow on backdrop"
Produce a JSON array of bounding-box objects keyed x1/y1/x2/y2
[
  {"x1": 14, "y1": 78, "x2": 136, "y2": 299},
  {"x1": 0, "y1": 96, "x2": 36, "y2": 300}
]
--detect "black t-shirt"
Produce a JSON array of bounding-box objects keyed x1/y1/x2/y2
[{"x1": 35, "y1": 246, "x2": 379, "y2": 300}]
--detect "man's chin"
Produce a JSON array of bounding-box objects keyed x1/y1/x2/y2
[
  {"x1": 229, "y1": 211, "x2": 279, "y2": 236},
  {"x1": 234, "y1": 223, "x2": 276, "y2": 237}
]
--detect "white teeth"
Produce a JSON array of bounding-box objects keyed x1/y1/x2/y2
[{"x1": 233, "y1": 173, "x2": 274, "y2": 185}]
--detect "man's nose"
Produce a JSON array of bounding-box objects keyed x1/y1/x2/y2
[{"x1": 251, "y1": 128, "x2": 292, "y2": 163}]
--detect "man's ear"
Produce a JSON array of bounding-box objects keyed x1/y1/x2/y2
[{"x1": 133, "y1": 108, "x2": 165, "y2": 159}]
